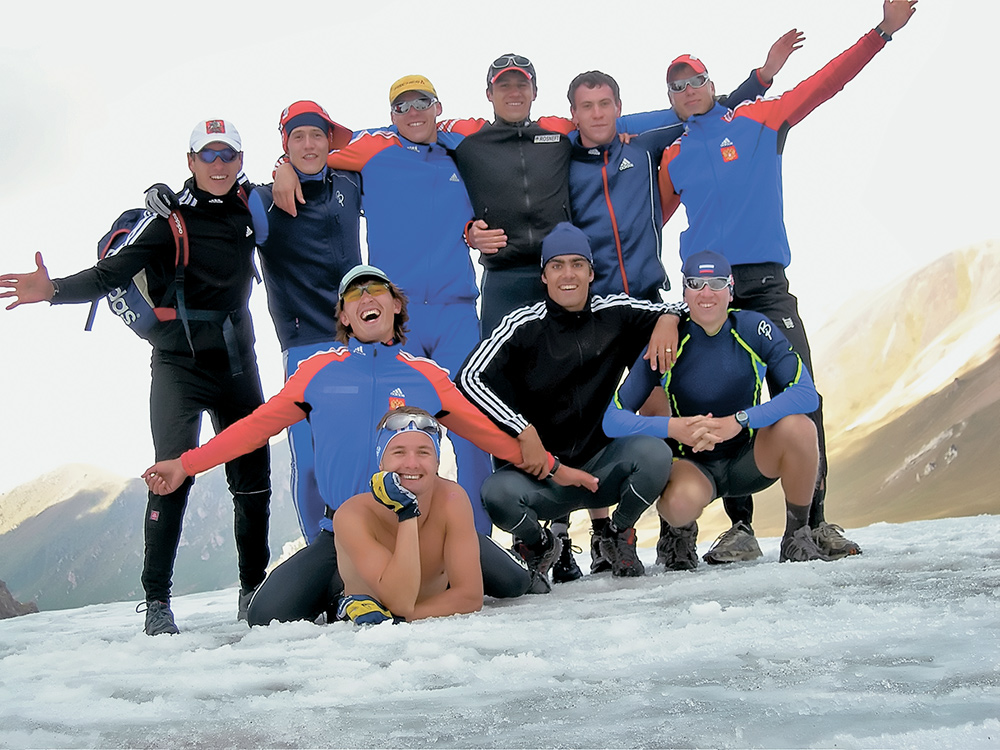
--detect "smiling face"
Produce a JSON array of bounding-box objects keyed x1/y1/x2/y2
[
  {"x1": 487, "y1": 71, "x2": 536, "y2": 123},
  {"x1": 542, "y1": 255, "x2": 594, "y2": 312},
  {"x1": 338, "y1": 279, "x2": 402, "y2": 344},
  {"x1": 684, "y1": 278, "x2": 733, "y2": 335},
  {"x1": 378, "y1": 430, "x2": 439, "y2": 496},
  {"x1": 286, "y1": 125, "x2": 330, "y2": 175},
  {"x1": 390, "y1": 91, "x2": 442, "y2": 145},
  {"x1": 571, "y1": 83, "x2": 622, "y2": 148},
  {"x1": 187, "y1": 141, "x2": 242, "y2": 196}
]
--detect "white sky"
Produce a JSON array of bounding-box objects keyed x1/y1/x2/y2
[
  {"x1": 1, "y1": 1, "x2": 996, "y2": 494},
  {"x1": 1, "y1": 516, "x2": 998, "y2": 748}
]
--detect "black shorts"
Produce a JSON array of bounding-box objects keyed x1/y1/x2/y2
[{"x1": 689, "y1": 435, "x2": 777, "y2": 500}]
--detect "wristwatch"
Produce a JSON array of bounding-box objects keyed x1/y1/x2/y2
[{"x1": 735, "y1": 410, "x2": 750, "y2": 429}]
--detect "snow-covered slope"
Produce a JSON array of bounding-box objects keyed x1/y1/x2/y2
[{"x1": 1, "y1": 516, "x2": 997, "y2": 749}]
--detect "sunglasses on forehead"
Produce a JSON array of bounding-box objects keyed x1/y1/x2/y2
[
  {"x1": 491, "y1": 54, "x2": 532, "y2": 69},
  {"x1": 341, "y1": 281, "x2": 391, "y2": 303},
  {"x1": 684, "y1": 276, "x2": 732, "y2": 291},
  {"x1": 390, "y1": 96, "x2": 437, "y2": 115},
  {"x1": 667, "y1": 72, "x2": 711, "y2": 93},
  {"x1": 381, "y1": 412, "x2": 442, "y2": 437},
  {"x1": 192, "y1": 147, "x2": 240, "y2": 163}
]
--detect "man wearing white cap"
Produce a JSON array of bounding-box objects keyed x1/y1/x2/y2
[{"x1": 1, "y1": 119, "x2": 271, "y2": 636}]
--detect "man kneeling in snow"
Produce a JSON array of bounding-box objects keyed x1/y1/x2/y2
[{"x1": 335, "y1": 406, "x2": 484, "y2": 625}]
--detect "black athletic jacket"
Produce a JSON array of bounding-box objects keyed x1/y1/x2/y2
[
  {"x1": 457, "y1": 294, "x2": 683, "y2": 466},
  {"x1": 54, "y1": 178, "x2": 257, "y2": 357}
]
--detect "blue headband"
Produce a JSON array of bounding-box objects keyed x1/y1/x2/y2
[{"x1": 375, "y1": 420, "x2": 441, "y2": 463}]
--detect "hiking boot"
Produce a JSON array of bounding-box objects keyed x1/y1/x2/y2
[
  {"x1": 238, "y1": 586, "x2": 258, "y2": 622},
  {"x1": 780, "y1": 526, "x2": 833, "y2": 562},
  {"x1": 702, "y1": 522, "x2": 763, "y2": 565},
  {"x1": 590, "y1": 532, "x2": 612, "y2": 574},
  {"x1": 656, "y1": 521, "x2": 699, "y2": 571},
  {"x1": 598, "y1": 524, "x2": 645, "y2": 577},
  {"x1": 513, "y1": 528, "x2": 563, "y2": 594},
  {"x1": 551, "y1": 533, "x2": 583, "y2": 583},
  {"x1": 812, "y1": 522, "x2": 862, "y2": 559},
  {"x1": 138, "y1": 600, "x2": 179, "y2": 636}
]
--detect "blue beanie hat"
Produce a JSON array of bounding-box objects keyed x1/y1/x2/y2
[{"x1": 541, "y1": 222, "x2": 594, "y2": 267}]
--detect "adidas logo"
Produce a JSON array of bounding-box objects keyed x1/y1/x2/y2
[
  {"x1": 450, "y1": 173, "x2": 460, "y2": 182},
  {"x1": 407, "y1": 145, "x2": 419, "y2": 152},
  {"x1": 353, "y1": 345, "x2": 366, "y2": 355},
  {"x1": 720, "y1": 138, "x2": 734, "y2": 147},
  {"x1": 245, "y1": 226, "x2": 253, "y2": 237},
  {"x1": 588, "y1": 148, "x2": 601, "y2": 156},
  {"x1": 618, "y1": 158, "x2": 634, "y2": 172},
  {"x1": 390, "y1": 387, "x2": 405, "y2": 397}
]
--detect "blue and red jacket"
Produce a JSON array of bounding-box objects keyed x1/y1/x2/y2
[
  {"x1": 574, "y1": 71, "x2": 770, "y2": 300},
  {"x1": 181, "y1": 339, "x2": 542, "y2": 529},
  {"x1": 326, "y1": 129, "x2": 478, "y2": 305},
  {"x1": 659, "y1": 30, "x2": 887, "y2": 268}
]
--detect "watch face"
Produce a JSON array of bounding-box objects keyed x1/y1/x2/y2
[{"x1": 736, "y1": 410, "x2": 749, "y2": 426}]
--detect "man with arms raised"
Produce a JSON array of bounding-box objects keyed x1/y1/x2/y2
[
  {"x1": 335, "y1": 407, "x2": 483, "y2": 624},
  {"x1": 656, "y1": 1, "x2": 917, "y2": 563}
]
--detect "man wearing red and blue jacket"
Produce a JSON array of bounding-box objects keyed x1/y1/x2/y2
[
  {"x1": 272, "y1": 77, "x2": 493, "y2": 534},
  {"x1": 656, "y1": 0, "x2": 916, "y2": 557}
]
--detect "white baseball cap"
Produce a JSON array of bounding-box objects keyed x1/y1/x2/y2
[{"x1": 189, "y1": 119, "x2": 242, "y2": 152}]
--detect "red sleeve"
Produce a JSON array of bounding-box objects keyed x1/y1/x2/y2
[
  {"x1": 404, "y1": 356, "x2": 552, "y2": 470},
  {"x1": 437, "y1": 117, "x2": 489, "y2": 136},
  {"x1": 326, "y1": 131, "x2": 396, "y2": 171},
  {"x1": 180, "y1": 350, "x2": 346, "y2": 475},
  {"x1": 741, "y1": 29, "x2": 886, "y2": 131},
  {"x1": 536, "y1": 116, "x2": 575, "y2": 135},
  {"x1": 658, "y1": 143, "x2": 682, "y2": 220}
]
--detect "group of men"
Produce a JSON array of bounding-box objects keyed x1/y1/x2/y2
[{"x1": 0, "y1": 0, "x2": 916, "y2": 634}]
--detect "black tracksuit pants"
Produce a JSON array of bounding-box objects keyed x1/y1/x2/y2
[{"x1": 142, "y1": 347, "x2": 271, "y2": 602}]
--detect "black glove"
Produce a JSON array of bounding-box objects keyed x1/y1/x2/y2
[{"x1": 144, "y1": 183, "x2": 179, "y2": 218}]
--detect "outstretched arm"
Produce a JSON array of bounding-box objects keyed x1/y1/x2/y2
[{"x1": 0, "y1": 253, "x2": 55, "y2": 309}]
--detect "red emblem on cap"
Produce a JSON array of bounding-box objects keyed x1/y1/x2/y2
[
  {"x1": 205, "y1": 120, "x2": 226, "y2": 134},
  {"x1": 389, "y1": 396, "x2": 405, "y2": 410}
]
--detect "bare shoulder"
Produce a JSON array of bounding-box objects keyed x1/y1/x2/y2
[
  {"x1": 332, "y1": 492, "x2": 377, "y2": 530},
  {"x1": 430, "y1": 477, "x2": 475, "y2": 526}
]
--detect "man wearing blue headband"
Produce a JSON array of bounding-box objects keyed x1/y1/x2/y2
[{"x1": 334, "y1": 406, "x2": 484, "y2": 624}]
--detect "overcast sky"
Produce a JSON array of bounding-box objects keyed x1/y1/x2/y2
[{"x1": 1, "y1": 1, "x2": 996, "y2": 494}]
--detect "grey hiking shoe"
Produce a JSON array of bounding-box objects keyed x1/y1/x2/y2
[
  {"x1": 702, "y1": 522, "x2": 763, "y2": 565},
  {"x1": 598, "y1": 524, "x2": 645, "y2": 577},
  {"x1": 513, "y1": 527, "x2": 563, "y2": 594},
  {"x1": 590, "y1": 532, "x2": 612, "y2": 574},
  {"x1": 238, "y1": 586, "x2": 258, "y2": 622},
  {"x1": 551, "y1": 532, "x2": 583, "y2": 583},
  {"x1": 656, "y1": 521, "x2": 699, "y2": 571},
  {"x1": 780, "y1": 526, "x2": 833, "y2": 562},
  {"x1": 139, "y1": 600, "x2": 179, "y2": 636},
  {"x1": 812, "y1": 522, "x2": 862, "y2": 559}
]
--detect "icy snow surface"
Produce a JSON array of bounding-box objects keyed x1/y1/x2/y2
[{"x1": 1, "y1": 516, "x2": 998, "y2": 749}]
